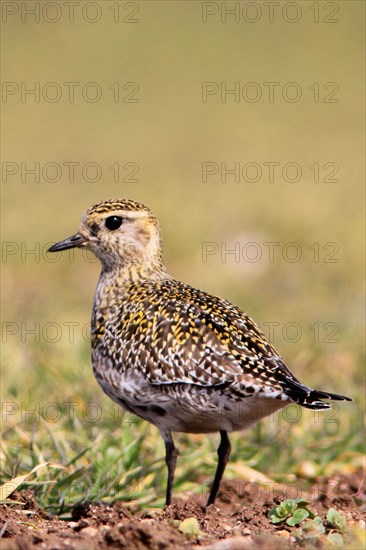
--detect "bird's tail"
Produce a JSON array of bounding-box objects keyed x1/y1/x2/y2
[
  {"x1": 279, "y1": 377, "x2": 353, "y2": 411},
  {"x1": 299, "y1": 388, "x2": 353, "y2": 410}
]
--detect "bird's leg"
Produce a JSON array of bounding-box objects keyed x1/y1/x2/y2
[
  {"x1": 205, "y1": 430, "x2": 231, "y2": 508},
  {"x1": 162, "y1": 430, "x2": 179, "y2": 507}
]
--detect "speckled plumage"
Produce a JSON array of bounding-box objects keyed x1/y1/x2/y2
[{"x1": 49, "y1": 198, "x2": 352, "y2": 507}]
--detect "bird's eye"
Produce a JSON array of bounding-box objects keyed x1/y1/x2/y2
[{"x1": 105, "y1": 216, "x2": 123, "y2": 230}]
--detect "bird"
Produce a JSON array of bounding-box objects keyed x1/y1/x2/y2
[{"x1": 48, "y1": 198, "x2": 352, "y2": 509}]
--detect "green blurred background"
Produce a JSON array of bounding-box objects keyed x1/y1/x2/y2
[{"x1": 1, "y1": 1, "x2": 364, "y2": 510}]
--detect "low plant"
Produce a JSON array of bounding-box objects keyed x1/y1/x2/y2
[{"x1": 268, "y1": 497, "x2": 316, "y2": 526}]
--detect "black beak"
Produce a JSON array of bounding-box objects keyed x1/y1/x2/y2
[{"x1": 48, "y1": 233, "x2": 87, "y2": 252}]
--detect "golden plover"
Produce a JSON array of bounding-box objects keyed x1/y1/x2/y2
[{"x1": 49, "y1": 199, "x2": 352, "y2": 508}]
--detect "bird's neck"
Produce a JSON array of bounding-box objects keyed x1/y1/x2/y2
[{"x1": 94, "y1": 255, "x2": 169, "y2": 310}]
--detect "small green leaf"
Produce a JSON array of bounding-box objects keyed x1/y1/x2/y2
[
  {"x1": 312, "y1": 516, "x2": 326, "y2": 532},
  {"x1": 178, "y1": 517, "x2": 203, "y2": 539},
  {"x1": 302, "y1": 519, "x2": 319, "y2": 537},
  {"x1": 293, "y1": 498, "x2": 310, "y2": 506},
  {"x1": 286, "y1": 508, "x2": 309, "y2": 526},
  {"x1": 301, "y1": 516, "x2": 326, "y2": 538},
  {"x1": 282, "y1": 499, "x2": 297, "y2": 515},
  {"x1": 305, "y1": 506, "x2": 316, "y2": 519},
  {"x1": 268, "y1": 507, "x2": 286, "y2": 523},
  {"x1": 270, "y1": 515, "x2": 286, "y2": 524},
  {"x1": 327, "y1": 533, "x2": 345, "y2": 547},
  {"x1": 327, "y1": 508, "x2": 348, "y2": 533}
]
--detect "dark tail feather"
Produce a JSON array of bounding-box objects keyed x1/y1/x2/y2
[
  {"x1": 279, "y1": 377, "x2": 353, "y2": 411},
  {"x1": 309, "y1": 389, "x2": 353, "y2": 402},
  {"x1": 301, "y1": 388, "x2": 353, "y2": 410}
]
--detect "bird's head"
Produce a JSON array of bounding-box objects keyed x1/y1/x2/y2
[{"x1": 48, "y1": 199, "x2": 165, "y2": 274}]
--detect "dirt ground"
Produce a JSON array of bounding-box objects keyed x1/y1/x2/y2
[{"x1": 1, "y1": 471, "x2": 365, "y2": 550}]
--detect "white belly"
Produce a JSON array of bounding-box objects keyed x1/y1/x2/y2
[{"x1": 93, "y1": 357, "x2": 287, "y2": 434}]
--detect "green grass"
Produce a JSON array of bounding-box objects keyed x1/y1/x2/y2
[{"x1": 1, "y1": 331, "x2": 363, "y2": 515}]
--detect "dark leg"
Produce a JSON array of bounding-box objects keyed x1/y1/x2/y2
[
  {"x1": 206, "y1": 430, "x2": 231, "y2": 508},
  {"x1": 162, "y1": 430, "x2": 179, "y2": 507}
]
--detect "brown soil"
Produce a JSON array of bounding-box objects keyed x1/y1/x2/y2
[{"x1": 1, "y1": 471, "x2": 364, "y2": 550}]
